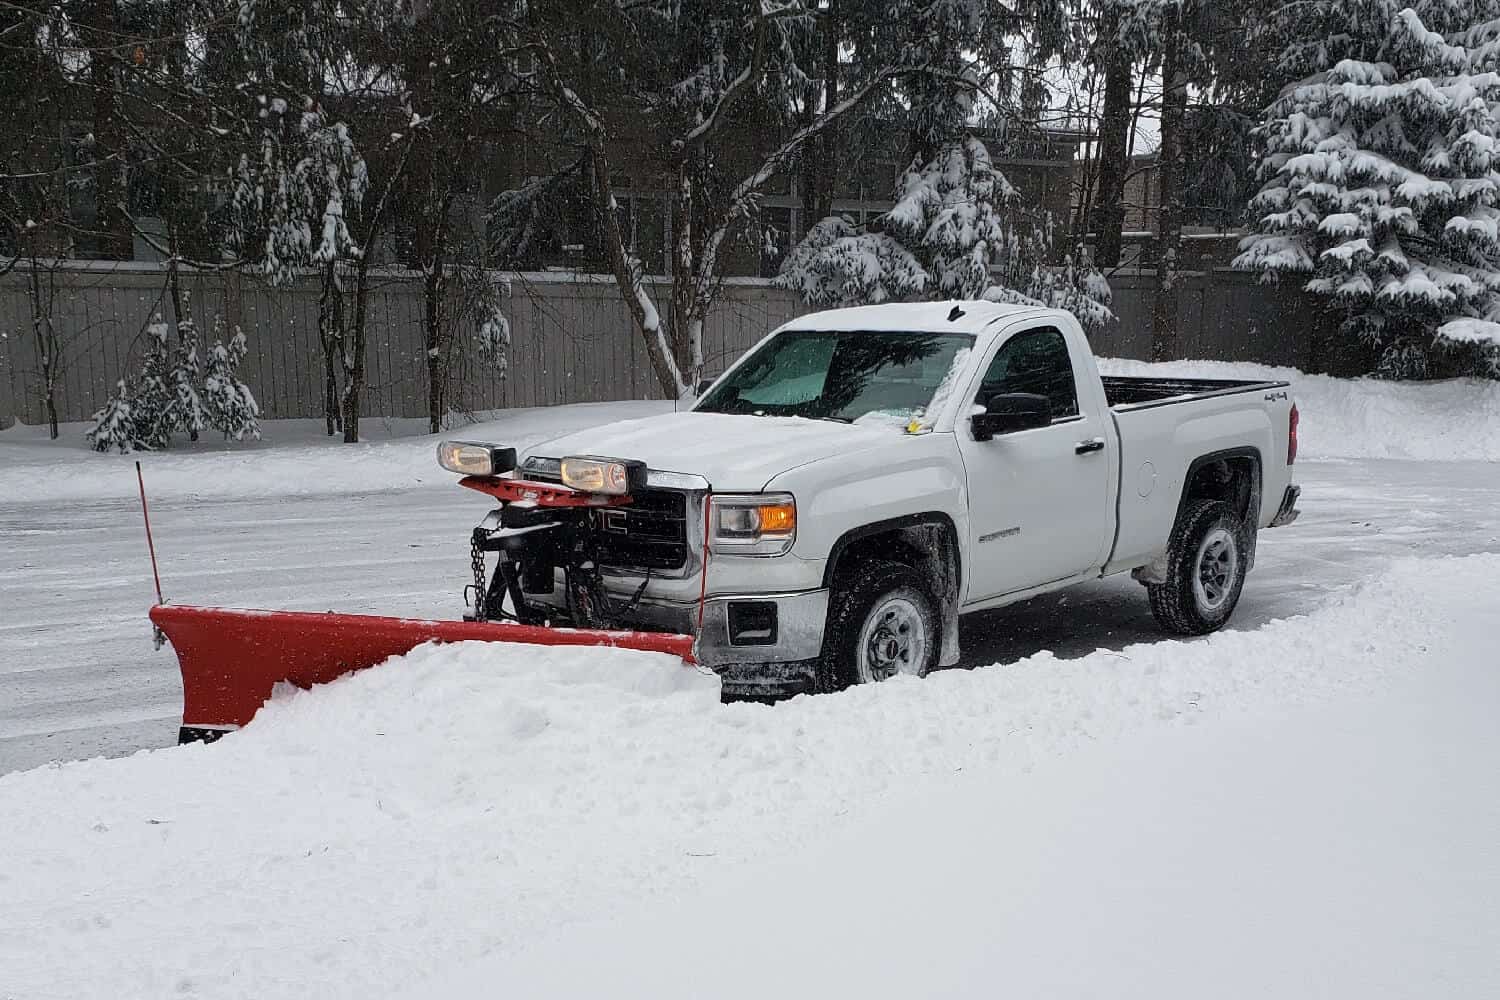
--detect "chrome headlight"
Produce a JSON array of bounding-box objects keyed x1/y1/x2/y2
[
  {"x1": 437, "y1": 441, "x2": 516, "y2": 476},
  {"x1": 710, "y1": 493, "x2": 796, "y2": 556},
  {"x1": 560, "y1": 456, "x2": 646, "y2": 496}
]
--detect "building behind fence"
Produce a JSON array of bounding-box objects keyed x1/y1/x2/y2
[{"x1": 0, "y1": 262, "x2": 1358, "y2": 429}]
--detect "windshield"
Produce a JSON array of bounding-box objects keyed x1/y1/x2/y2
[{"x1": 696, "y1": 330, "x2": 975, "y2": 425}]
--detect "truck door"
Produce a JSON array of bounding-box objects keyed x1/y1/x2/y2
[{"x1": 958, "y1": 325, "x2": 1113, "y2": 601}]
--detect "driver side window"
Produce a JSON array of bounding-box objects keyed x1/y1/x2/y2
[{"x1": 975, "y1": 328, "x2": 1079, "y2": 420}]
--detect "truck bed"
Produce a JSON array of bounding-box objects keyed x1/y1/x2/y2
[{"x1": 1102, "y1": 375, "x2": 1288, "y2": 410}]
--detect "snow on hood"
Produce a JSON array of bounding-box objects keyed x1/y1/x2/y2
[{"x1": 524, "y1": 410, "x2": 902, "y2": 491}]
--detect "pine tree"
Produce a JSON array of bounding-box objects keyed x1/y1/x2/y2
[
  {"x1": 129, "y1": 321, "x2": 177, "y2": 450},
  {"x1": 1236, "y1": 1, "x2": 1500, "y2": 376},
  {"x1": 85, "y1": 317, "x2": 263, "y2": 450},
  {"x1": 84, "y1": 381, "x2": 135, "y2": 454},
  {"x1": 776, "y1": 136, "x2": 1113, "y2": 330},
  {"x1": 202, "y1": 321, "x2": 263, "y2": 442},
  {"x1": 163, "y1": 319, "x2": 208, "y2": 441}
]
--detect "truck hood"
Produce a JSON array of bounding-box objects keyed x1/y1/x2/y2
[{"x1": 525, "y1": 411, "x2": 899, "y2": 491}]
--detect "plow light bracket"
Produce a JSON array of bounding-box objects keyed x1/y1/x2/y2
[
  {"x1": 438, "y1": 441, "x2": 518, "y2": 477},
  {"x1": 560, "y1": 456, "x2": 647, "y2": 496}
]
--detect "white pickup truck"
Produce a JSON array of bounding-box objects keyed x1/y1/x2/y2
[{"x1": 499, "y1": 300, "x2": 1301, "y2": 696}]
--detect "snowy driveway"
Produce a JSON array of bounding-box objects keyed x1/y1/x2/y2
[{"x1": 4, "y1": 457, "x2": 1499, "y2": 774}]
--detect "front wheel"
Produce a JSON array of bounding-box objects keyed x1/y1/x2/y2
[
  {"x1": 819, "y1": 561, "x2": 940, "y2": 691},
  {"x1": 1148, "y1": 499, "x2": 1250, "y2": 635}
]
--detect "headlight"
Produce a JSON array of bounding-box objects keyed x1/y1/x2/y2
[
  {"x1": 437, "y1": 441, "x2": 516, "y2": 476},
  {"x1": 711, "y1": 493, "x2": 796, "y2": 555},
  {"x1": 560, "y1": 456, "x2": 646, "y2": 496}
]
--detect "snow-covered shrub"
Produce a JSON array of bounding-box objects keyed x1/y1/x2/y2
[
  {"x1": 84, "y1": 381, "x2": 134, "y2": 454},
  {"x1": 164, "y1": 319, "x2": 207, "y2": 441},
  {"x1": 85, "y1": 316, "x2": 261, "y2": 451},
  {"x1": 202, "y1": 320, "x2": 262, "y2": 442},
  {"x1": 1236, "y1": 1, "x2": 1500, "y2": 377},
  {"x1": 129, "y1": 320, "x2": 178, "y2": 450},
  {"x1": 776, "y1": 136, "x2": 1113, "y2": 331}
]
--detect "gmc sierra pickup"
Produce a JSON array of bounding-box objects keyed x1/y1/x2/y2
[{"x1": 500, "y1": 299, "x2": 1301, "y2": 695}]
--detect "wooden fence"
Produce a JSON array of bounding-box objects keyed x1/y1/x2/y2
[{"x1": 0, "y1": 262, "x2": 1348, "y2": 428}]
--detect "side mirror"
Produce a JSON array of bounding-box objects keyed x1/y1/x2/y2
[
  {"x1": 696, "y1": 378, "x2": 716, "y2": 396},
  {"x1": 971, "y1": 392, "x2": 1051, "y2": 441}
]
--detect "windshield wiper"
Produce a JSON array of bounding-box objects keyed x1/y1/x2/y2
[{"x1": 812, "y1": 415, "x2": 853, "y2": 424}]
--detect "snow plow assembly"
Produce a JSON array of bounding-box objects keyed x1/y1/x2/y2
[{"x1": 151, "y1": 443, "x2": 701, "y2": 743}]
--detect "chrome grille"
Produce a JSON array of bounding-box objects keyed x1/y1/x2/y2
[{"x1": 520, "y1": 457, "x2": 689, "y2": 571}]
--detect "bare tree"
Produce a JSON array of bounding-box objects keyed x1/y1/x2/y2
[{"x1": 528, "y1": 2, "x2": 958, "y2": 398}]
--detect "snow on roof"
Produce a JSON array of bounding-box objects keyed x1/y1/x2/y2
[{"x1": 778, "y1": 300, "x2": 1043, "y2": 336}]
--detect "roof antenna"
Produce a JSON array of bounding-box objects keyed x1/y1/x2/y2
[{"x1": 947, "y1": 305, "x2": 965, "y2": 322}]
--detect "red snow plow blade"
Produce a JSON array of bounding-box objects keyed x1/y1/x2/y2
[{"x1": 150, "y1": 604, "x2": 696, "y2": 743}]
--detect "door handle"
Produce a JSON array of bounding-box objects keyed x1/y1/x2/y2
[{"x1": 1075, "y1": 437, "x2": 1106, "y2": 455}]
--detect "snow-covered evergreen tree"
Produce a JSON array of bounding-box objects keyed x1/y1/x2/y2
[
  {"x1": 202, "y1": 320, "x2": 263, "y2": 442},
  {"x1": 85, "y1": 316, "x2": 262, "y2": 450},
  {"x1": 777, "y1": 136, "x2": 1113, "y2": 330},
  {"x1": 163, "y1": 319, "x2": 207, "y2": 441},
  {"x1": 129, "y1": 320, "x2": 177, "y2": 450},
  {"x1": 84, "y1": 381, "x2": 134, "y2": 454},
  {"x1": 1236, "y1": 1, "x2": 1500, "y2": 376}
]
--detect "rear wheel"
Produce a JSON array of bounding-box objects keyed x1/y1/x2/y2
[
  {"x1": 819, "y1": 561, "x2": 939, "y2": 691},
  {"x1": 1148, "y1": 499, "x2": 1249, "y2": 635}
]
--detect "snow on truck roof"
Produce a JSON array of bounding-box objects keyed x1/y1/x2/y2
[{"x1": 777, "y1": 300, "x2": 1046, "y2": 336}]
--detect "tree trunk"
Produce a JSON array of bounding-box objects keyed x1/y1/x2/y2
[
  {"x1": 318, "y1": 259, "x2": 344, "y2": 436},
  {"x1": 1151, "y1": 10, "x2": 1188, "y2": 363},
  {"x1": 342, "y1": 134, "x2": 415, "y2": 443},
  {"x1": 163, "y1": 228, "x2": 198, "y2": 441},
  {"x1": 581, "y1": 143, "x2": 683, "y2": 397},
  {"x1": 423, "y1": 263, "x2": 447, "y2": 433},
  {"x1": 798, "y1": 0, "x2": 840, "y2": 226},
  {"x1": 27, "y1": 249, "x2": 59, "y2": 439},
  {"x1": 85, "y1": 0, "x2": 130, "y2": 260},
  {"x1": 1091, "y1": 12, "x2": 1134, "y2": 269},
  {"x1": 342, "y1": 254, "x2": 371, "y2": 443},
  {"x1": 667, "y1": 164, "x2": 704, "y2": 392}
]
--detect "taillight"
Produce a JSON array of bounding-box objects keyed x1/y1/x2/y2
[{"x1": 1287, "y1": 403, "x2": 1299, "y2": 465}]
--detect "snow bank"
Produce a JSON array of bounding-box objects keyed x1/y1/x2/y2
[
  {"x1": 3, "y1": 554, "x2": 1497, "y2": 1000},
  {"x1": 1100, "y1": 357, "x2": 1500, "y2": 462},
  {"x1": 442, "y1": 610, "x2": 1500, "y2": 1000},
  {"x1": 0, "y1": 400, "x2": 672, "y2": 504}
]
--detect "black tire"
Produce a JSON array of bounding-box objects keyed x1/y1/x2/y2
[
  {"x1": 1148, "y1": 499, "x2": 1250, "y2": 636},
  {"x1": 818, "y1": 560, "x2": 940, "y2": 692}
]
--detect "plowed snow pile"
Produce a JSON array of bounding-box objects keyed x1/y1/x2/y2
[{"x1": 3, "y1": 556, "x2": 1498, "y2": 999}]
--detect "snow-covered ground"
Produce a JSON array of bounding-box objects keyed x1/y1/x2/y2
[
  {"x1": 0, "y1": 399, "x2": 670, "y2": 503},
  {"x1": 2, "y1": 556, "x2": 1497, "y2": 999},
  {"x1": 2, "y1": 361, "x2": 1499, "y2": 998}
]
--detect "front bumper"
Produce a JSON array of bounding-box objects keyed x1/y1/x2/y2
[
  {"x1": 1269, "y1": 484, "x2": 1301, "y2": 527},
  {"x1": 571, "y1": 586, "x2": 829, "y2": 698}
]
